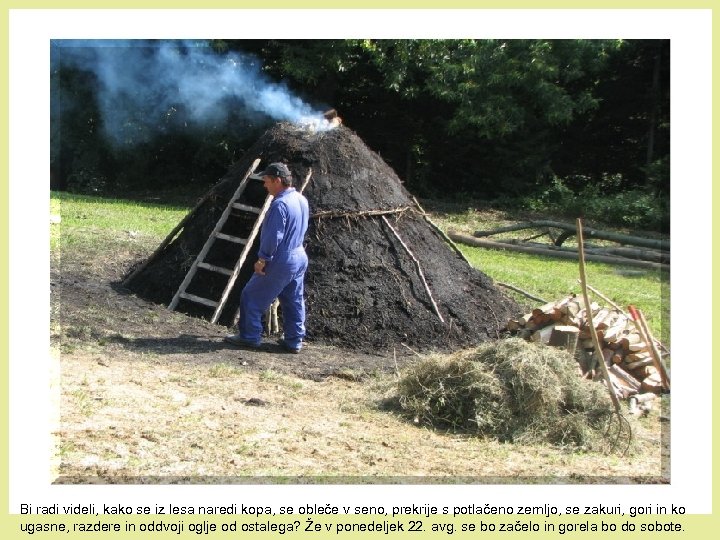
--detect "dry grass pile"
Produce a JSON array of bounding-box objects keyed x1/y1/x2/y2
[{"x1": 395, "y1": 338, "x2": 613, "y2": 448}]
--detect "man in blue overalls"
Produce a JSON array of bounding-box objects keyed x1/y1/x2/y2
[{"x1": 225, "y1": 162, "x2": 309, "y2": 353}]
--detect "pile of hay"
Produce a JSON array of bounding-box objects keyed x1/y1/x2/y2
[{"x1": 394, "y1": 338, "x2": 613, "y2": 448}]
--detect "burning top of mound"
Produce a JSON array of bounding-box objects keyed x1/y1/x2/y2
[{"x1": 124, "y1": 122, "x2": 519, "y2": 352}]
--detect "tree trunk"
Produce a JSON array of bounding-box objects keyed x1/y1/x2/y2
[
  {"x1": 646, "y1": 41, "x2": 662, "y2": 173},
  {"x1": 449, "y1": 231, "x2": 669, "y2": 271},
  {"x1": 472, "y1": 220, "x2": 668, "y2": 250}
]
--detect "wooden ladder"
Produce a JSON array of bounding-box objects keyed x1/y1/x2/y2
[{"x1": 169, "y1": 158, "x2": 273, "y2": 323}]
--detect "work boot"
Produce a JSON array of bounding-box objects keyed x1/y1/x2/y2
[
  {"x1": 276, "y1": 338, "x2": 301, "y2": 354},
  {"x1": 224, "y1": 334, "x2": 261, "y2": 349}
]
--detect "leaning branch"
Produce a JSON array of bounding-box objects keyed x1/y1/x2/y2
[
  {"x1": 411, "y1": 196, "x2": 473, "y2": 265},
  {"x1": 495, "y1": 282, "x2": 547, "y2": 304},
  {"x1": 382, "y1": 215, "x2": 445, "y2": 324},
  {"x1": 298, "y1": 168, "x2": 313, "y2": 194},
  {"x1": 312, "y1": 206, "x2": 414, "y2": 220}
]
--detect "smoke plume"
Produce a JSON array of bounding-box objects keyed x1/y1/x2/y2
[{"x1": 51, "y1": 39, "x2": 333, "y2": 145}]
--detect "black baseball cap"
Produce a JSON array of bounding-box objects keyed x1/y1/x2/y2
[{"x1": 255, "y1": 162, "x2": 291, "y2": 180}]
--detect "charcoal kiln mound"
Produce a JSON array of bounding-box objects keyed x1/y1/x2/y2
[{"x1": 124, "y1": 122, "x2": 520, "y2": 352}]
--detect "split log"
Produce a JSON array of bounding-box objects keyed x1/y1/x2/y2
[
  {"x1": 641, "y1": 372, "x2": 664, "y2": 394},
  {"x1": 602, "y1": 320, "x2": 627, "y2": 343},
  {"x1": 628, "y1": 342, "x2": 649, "y2": 353},
  {"x1": 626, "y1": 351, "x2": 652, "y2": 362},
  {"x1": 533, "y1": 300, "x2": 560, "y2": 318},
  {"x1": 530, "y1": 324, "x2": 556, "y2": 344},
  {"x1": 607, "y1": 364, "x2": 641, "y2": 393},
  {"x1": 519, "y1": 313, "x2": 533, "y2": 326},
  {"x1": 607, "y1": 369, "x2": 639, "y2": 399},
  {"x1": 548, "y1": 325, "x2": 580, "y2": 355},
  {"x1": 629, "y1": 365, "x2": 657, "y2": 381},
  {"x1": 628, "y1": 392, "x2": 657, "y2": 414},
  {"x1": 592, "y1": 308, "x2": 612, "y2": 329},
  {"x1": 506, "y1": 319, "x2": 522, "y2": 332},
  {"x1": 447, "y1": 231, "x2": 669, "y2": 271},
  {"x1": 625, "y1": 359, "x2": 654, "y2": 372},
  {"x1": 634, "y1": 392, "x2": 658, "y2": 404}
]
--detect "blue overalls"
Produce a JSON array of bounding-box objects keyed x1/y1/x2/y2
[{"x1": 236, "y1": 188, "x2": 309, "y2": 349}]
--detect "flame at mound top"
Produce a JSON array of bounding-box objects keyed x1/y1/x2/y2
[
  {"x1": 295, "y1": 116, "x2": 341, "y2": 132},
  {"x1": 296, "y1": 110, "x2": 342, "y2": 133}
]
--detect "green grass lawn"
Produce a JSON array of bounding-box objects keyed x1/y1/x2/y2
[
  {"x1": 51, "y1": 191, "x2": 188, "y2": 236},
  {"x1": 50, "y1": 191, "x2": 189, "y2": 254}
]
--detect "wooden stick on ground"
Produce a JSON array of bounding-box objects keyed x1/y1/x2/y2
[
  {"x1": 400, "y1": 342, "x2": 422, "y2": 357},
  {"x1": 382, "y1": 215, "x2": 445, "y2": 323},
  {"x1": 584, "y1": 282, "x2": 625, "y2": 313},
  {"x1": 496, "y1": 282, "x2": 547, "y2": 304}
]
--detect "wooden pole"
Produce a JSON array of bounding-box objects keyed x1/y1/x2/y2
[
  {"x1": 576, "y1": 219, "x2": 623, "y2": 416},
  {"x1": 628, "y1": 305, "x2": 670, "y2": 392}
]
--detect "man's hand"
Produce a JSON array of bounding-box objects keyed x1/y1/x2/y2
[{"x1": 254, "y1": 259, "x2": 266, "y2": 275}]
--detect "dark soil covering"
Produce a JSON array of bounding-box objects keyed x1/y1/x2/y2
[{"x1": 124, "y1": 122, "x2": 519, "y2": 352}]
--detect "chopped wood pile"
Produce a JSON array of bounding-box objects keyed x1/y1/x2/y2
[{"x1": 505, "y1": 294, "x2": 670, "y2": 412}]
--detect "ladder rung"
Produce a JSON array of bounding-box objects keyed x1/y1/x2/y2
[
  {"x1": 232, "y1": 202, "x2": 262, "y2": 214},
  {"x1": 197, "y1": 262, "x2": 233, "y2": 276},
  {"x1": 179, "y1": 292, "x2": 218, "y2": 308},
  {"x1": 214, "y1": 232, "x2": 248, "y2": 244}
]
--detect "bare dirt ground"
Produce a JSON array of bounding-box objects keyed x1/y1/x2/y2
[{"x1": 50, "y1": 229, "x2": 669, "y2": 484}]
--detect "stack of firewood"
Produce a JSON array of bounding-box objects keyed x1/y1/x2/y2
[{"x1": 506, "y1": 294, "x2": 668, "y2": 401}]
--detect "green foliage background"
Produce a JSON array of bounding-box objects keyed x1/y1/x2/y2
[{"x1": 51, "y1": 39, "x2": 669, "y2": 230}]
